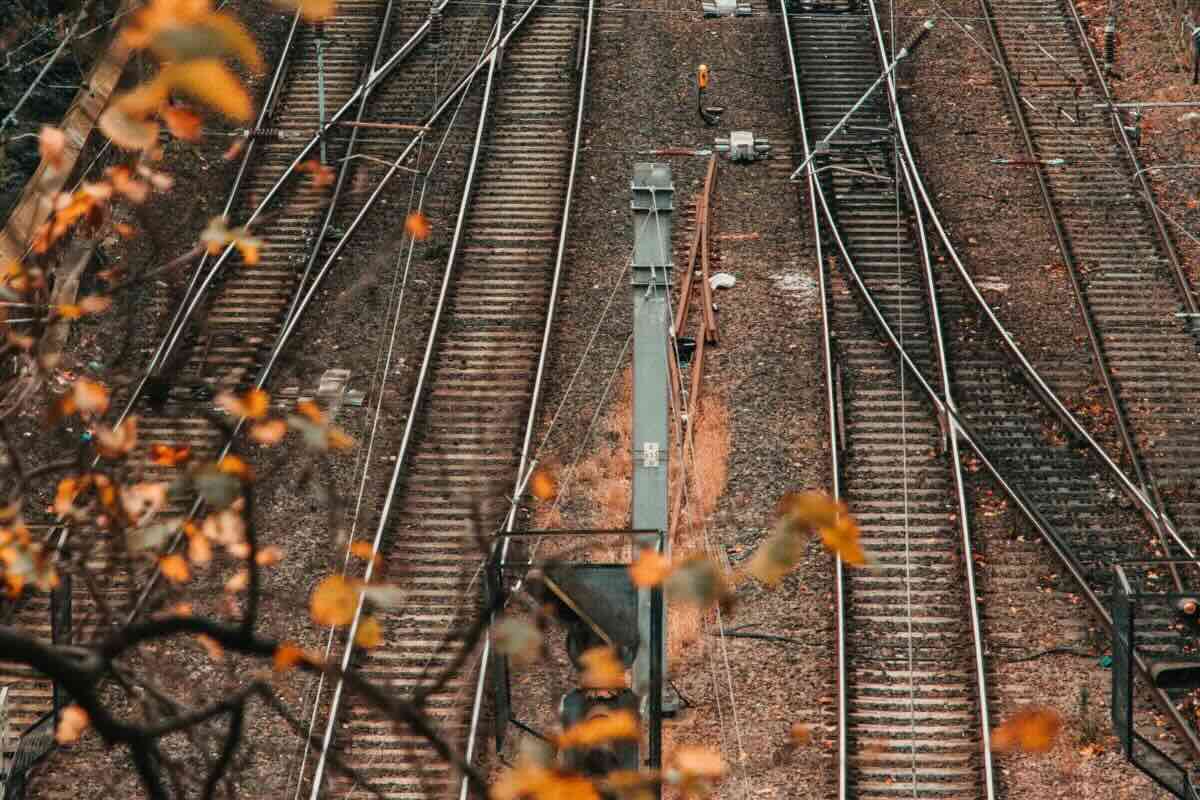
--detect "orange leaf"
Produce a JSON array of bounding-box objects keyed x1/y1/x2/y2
[
  {"x1": 629, "y1": 548, "x2": 671, "y2": 588},
  {"x1": 54, "y1": 477, "x2": 81, "y2": 517},
  {"x1": 349, "y1": 541, "x2": 375, "y2": 560},
  {"x1": 249, "y1": 418, "x2": 286, "y2": 444},
  {"x1": 95, "y1": 417, "x2": 138, "y2": 459},
  {"x1": 160, "y1": 554, "x2": 191, "y2": 584},
  {"x1": 254, "y1": 544, "x2": 283, "y2": 566},
  {"x1": 72, "y1": 378, "x2": 110, "y2": 416},
  {"x1": 296, "y1": 159, "x2": 335, "y2": 188},
  {"x1": 78, "y1": 295, "x2": 112, "y2": 315},
  {"x1": 40, "y1": 126, "x2": 67, "y2": 169},
  {"x1": 557, "y1": 709, "x2": 639, "y2": 749},
  {"x1": 579, "y1": 646, "x2": 625, "y2": 690},
  {"x1": 405, "y1": 211, "x2": 431, "y2": 241},
  {"x1": 57, "y1": 304, "x2": 83, "y2": 320},
  {"x1": 819, "y1": 515, "x2": 866, "y2": 567},
  {"x1": 215, "y1": 388, "x2": 269, "y2": 420},
  {"x1": 310, "y1": 575, "x2": 360, "y2": 627},
  {"x1": 354, "y1": 615, "x2": 383, "y2": 648},
  {"x1": 672, "y1": 745, "x2": 725, "y2": 779},
  {"x1": 55, "y1": 705, "x2": 89, "y2": 744},
  {"x1": 529, "y1": 467, "x2": 557, "y2": 502},
  {"x1": 295, "y1": 399, "x2": 324, "y2": 424},
  {"x1": 160, "y1": 60, "x2": 252, "y2": 122},
  {"x1": 790, "y1": 722, "x2": 812, "y2": 746},
  {"x1": 114, "y1": 222, "x2": 137, "y2": 238},
  {"x1": 99, "y1": 105, "x2": 161, "y2": 151},
  {"x1": 189, "y1": 530, "x2": 213, "y2": 566},
  {"x1": 162, "y1": 106, "x2": 203, "y2": 141},
  {"x1": 217, "y1": 454, "x2": 253, "y2": 479},
  {"x1": 777, "y1": 490, "x2": 844, "y2": 529},
  {"x1": 149, "y1": 443, "x2": 192, "y2": 466},
  {"x1": 992, "y1": 707, "x2": 1062, "y2": 754},
  {"x1": 224, "y1": 568, "x2": 248, "y2": 592},
  {"x1": 268, "y1": 0, "x2": 336, "y2": 22},
  {"x1": 197, "y1": 634, "x2": 224, "y2": 661},
  {"x1": 274, "y1": 642, "x2": 306, "y2": 671}
]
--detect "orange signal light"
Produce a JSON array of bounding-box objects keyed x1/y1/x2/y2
[{"x1": 697, "y1": 64, "x2": 710, "y2": 90}]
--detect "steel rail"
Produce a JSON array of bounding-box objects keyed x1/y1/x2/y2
[
  {"x1": 856, "y1": 0, "x2": 1200, "y2": 757},
  {"x1": 1059, "y1": 0, "x2": 1199, "y2": 315},
  {"x1": 119, "y1": 0, "x2": 456, "y2": 427},
  {"x1": 777, "y1": 5, "x2": 846, "y2": 796},
  {"x1": 456, "y1": 0, "x2": 594, "y2": 794},
  {"x1": 895, "y1": 145, "x2": 998, "y2": 800},
  {"x1": 304, "y1": 0, "x2": 523, "y2": 791},
  {"x1": 856, "y1": 5, "x2": 1200, "y2": 569},
  {"x1": 975, "y1": 0, "x2": 1183, "y2": 594}
]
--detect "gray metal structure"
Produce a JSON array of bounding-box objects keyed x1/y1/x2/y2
[{"x1": 629, "y1": 163, "x2": 673, "y2": 699}]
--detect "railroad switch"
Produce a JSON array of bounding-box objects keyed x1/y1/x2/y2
[
  {"x1": 702, "y1": 0, "x2": 752, "y2": 17},
  {"x1": 714, "y1": 130, "x2": 771, "y2": 162}
]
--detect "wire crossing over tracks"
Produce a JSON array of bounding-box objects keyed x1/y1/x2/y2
[
  {"x1": 782, "y1": 4, "x2": 994, "y2": 798},
  {"x1": 299, "y1": 1, "x2": 592, "y2": 796}
]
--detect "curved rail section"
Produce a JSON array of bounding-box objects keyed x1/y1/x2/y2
[
  {"x1": 978, "y1": 0, "x2": 1200, "y2": 555},
  {"x1": 781, "y1": 4, "x2": 994, "y2": 797},
  {"x1": 302, "y1": 1, "x2": 589, "y2": 795}
]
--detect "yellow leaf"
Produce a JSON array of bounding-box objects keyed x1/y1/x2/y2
[
  {"x1": 249, "y1": 418, "x2": 287, "y2": 444},
  {"x1": 579, "y1": 646, "x2": 625, "y2": 690},
  {"x1": 354, "y1": 615, "x2": 383, "y2": 648},
  {"x1": 557, "y1": 709, "x2": 639, "y2": 749},
  {"x1": 160, "y1": 60, "x2": 252, "y2": 122},
  {"x1": 115, "y1": 77, "x2": 171, "y2": 118},
  {"x1": 224, "y1": 568, "x2": 248, "y2": 592},
  {"x1": 629, "y1": 548, "x2": 671, "y2": 588},
  {"x1": 746, "y1": 521, "x2": 804, "y2": 587},
  {"x1": 529, "y1": 467, "x2": 557, "y2": 502},
  {"x1": 311, "y1": 575, "x2": 360, "y2": 627},
  {"x1": 55, "y1": 705, "x2": 89, "y2": 744},
  {"x1": 273, "y1": 642, "x2": 306, "y2": 671},
  {"x1": 160, "y1": 554, "x2": 191, "y2": 584},
  {"x1": 992, "y1": 706, "x2": 1062, "y2": 754},
  {"x1": 188, "y1": 529, "x2": 213, "y2": 565}
]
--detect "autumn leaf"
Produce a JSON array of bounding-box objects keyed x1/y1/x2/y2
[
  {"x1": 311, "y1": 575, "x2": 360, "y2": 627},
  {"x1": 217, "y1": 454, "x2": 253, "y2": 479},
  {"x1": 491, "y1": 763, "x2": 600, "y2": 800},
  {"x1": 819, "y1": 515, "x2": 865, "y2": 566},
  {"x1": 355, "y1": 615, "x2": 383, "y2": 648},
  {"x1": 160, "y1": 60, "x2": 253, "y2": 121},
  {"x1": 95, "y1": 417, "x2": 139, "y2": 459},
  {"x1": 108, "y1": 165, "x2": 152, "y2": 202},
  {"x1": 790, "y1": 722, "x2": 812, "y2": 746},
  {"x1": 350, "y1": 540, "x2": 375, "y2": 560},
  {"x1": 557, "y1": 709, "x2": 639, "y2": 749},
  {"x1": 992, "y1": 706, "x2": 1062, "y2": 754},
  {"x1": 162, "y1": 106, "x2": 203, "y2": 141},
  {"x1": 160, "y1": 554, "x2": 191, "y2": 584},
  {"x1": 665, "y1": 554, "x2": 730, "y2": 610},
  {"x1": 777, "y1": 490, "x2": 844, "y2": 530},
  {"x1": 215, "y1": 387, "x2": 269, "y2": 419},
  {"x1": 360, "y1": 583, "x2": 406, "y2": 609},
  {"x1": 579, "y1": 646, "x2": 625, "y2": 690},
  {"x1": 72, "y1": 378, "x2": 110, "y2": 416},
  {"x1": 197, "y1": 634, "x2": 224, "y2": 661},
  {"x1": 405, "y1": 211, "x2": 431, "y2": 241},
  {"x1": 55, "y1": 705, "x2": 89, "y2": 744},
  {"x1": 249, "y1": 418, "x2": 287, "y2": 444},
  {"x1": 746, "y1": 520, "x2": 804, "y2": 587},
  {"x1": 188, "y1": 528, "x2": 213, "y2": 565},
  {"x1": 296, "y1": 159, "x2": 335, "y2": 188},
  {"x1": 200, "y1": 216, "x2": 262, "y2": 264},
  {"x1": 39, "y1": 126, "x2": 67, "y2": 170},
  {"x1": 629, "y1": 548, "x2": 671, "y2": 588},
  {"x1": 529, "y1": 467, "x2": 557, "y2": 502},
  {"x1": 149, "y1": 443, "x2": 192, "y2": 466},
  {"x1": 54, "y1": 477, "x2": 82, "y2": 517},
  {"x1": 99, "y1": 105, "x2": 161, "y2": 151},
  {"x1": 493, "y1": 615, "x2": 543, "y2": 666},
  {"x1": 224, "y1": 568, "x2": 247, "y2": 592},
  {"x1": 120, "y1": 481, "x2": 169, "y2": 523},
  {"x1": 273, "y1": 642, "x2": 307, "y2": 671},
  {"x1": 671, "y1": 745, "x2": 725, "y2": 780}
]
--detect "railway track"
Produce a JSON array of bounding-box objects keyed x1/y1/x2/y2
[
  {"x1": 783, "y1": 5, "x2": 994, "y2": 798},
  {"x1": 298, "y1": 0, "x2": 592, "y2": 796},
  {"x1": 977, "y1": 0, "x2": 1200, "y2": 550},
  {"x1": 1, "y1": 0, "x2": 488, "y2": 790},
  {"x1": 784, "y1": 0, "x2": 1200, "y2": 791}
]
